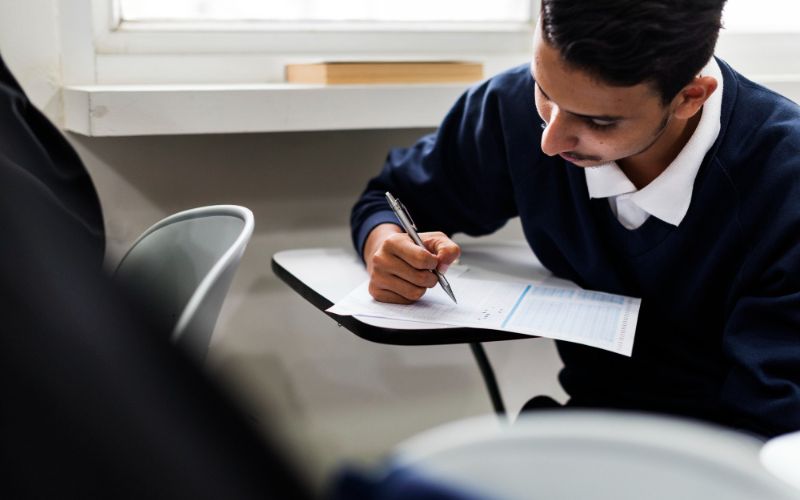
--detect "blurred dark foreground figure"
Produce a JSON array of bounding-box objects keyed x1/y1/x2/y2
[{"x1": 0, "y1": 53, "x2": 312, "y2": 499}]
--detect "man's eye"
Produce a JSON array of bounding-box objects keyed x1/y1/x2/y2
[
  {"x1": 535, "y1": 84, "x2": 550, "y2": 101},
  {"x1": 587, "y1": 119, "x2": 616, "y2": 130}
]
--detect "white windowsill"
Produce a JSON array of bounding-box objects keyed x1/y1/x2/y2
[
  {"x1": 62, "y1": 76, "x2": 800, "y2": 137},
  {"x1": 62, "y1": 82, "x2": 476, "y2": 136}
]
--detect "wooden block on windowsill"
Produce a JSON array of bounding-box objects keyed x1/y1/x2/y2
[{"x1": 285, "y1": 61, "x2": 484, "y2": 85}]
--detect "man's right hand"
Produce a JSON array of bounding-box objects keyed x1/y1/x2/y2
[{"x1": 363, "y1": 223, "x2": 461, "y2": 304}]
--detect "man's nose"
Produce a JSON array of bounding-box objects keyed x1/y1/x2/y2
[{"x1": 540, "y1": 109, "x2": 579, "y2": 156}]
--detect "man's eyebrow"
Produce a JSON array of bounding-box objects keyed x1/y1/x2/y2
[{"x1": 535, "y1": 82, "x2": 624, "y2": 122}]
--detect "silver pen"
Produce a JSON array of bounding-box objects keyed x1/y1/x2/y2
[{"x1": 385, "y1": 191, "x2": 457, "y2": 304}]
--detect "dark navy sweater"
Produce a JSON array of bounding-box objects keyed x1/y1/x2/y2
[{"x1": 351, "y1": 59, "x2": 800, "y2": 437}]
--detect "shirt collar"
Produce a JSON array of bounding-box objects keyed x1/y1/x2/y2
[{"x1": 585, "y1": 58, "x2": 723, "y2": 226}]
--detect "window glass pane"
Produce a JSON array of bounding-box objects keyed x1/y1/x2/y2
[
  {"x1": 723, "y1": 0, "x2": 800, "y2": 31},
  {"x1": 120, "y1": 0, "x2": 800, "y2": 30},
  {"x1": 119, "y1": 0, "x2": 531, "y2": 23}
]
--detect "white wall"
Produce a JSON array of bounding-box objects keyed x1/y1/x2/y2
[
  {"x1": 0, "y1": 0, "x2": 566, "y2": 491},
  {"x1": 0, "y1": 0, "x2": 61, "y2": 116}
]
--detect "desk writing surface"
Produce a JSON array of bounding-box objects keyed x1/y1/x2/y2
[{"x1": 272, "y1": 241, "x2": 547, "y2": 345}]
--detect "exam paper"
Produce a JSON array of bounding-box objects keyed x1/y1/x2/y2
[{"x1": 327, "y1": 274, "x2": 640, "y2": 356}]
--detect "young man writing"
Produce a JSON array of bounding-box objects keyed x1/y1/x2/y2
[{"x1": 350, "y1": 0, "x2": 800, "y2": 437}]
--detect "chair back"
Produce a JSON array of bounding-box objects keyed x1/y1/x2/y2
[
  {"x1": 114, "y1": 205, "x2": 254, "y2": 361},
  {"x1": 387, "y1": 411, "x2": 800, "y2": 500},
  {"x1": 761, "y1": 430, "x2": 800, "y2": 492}
]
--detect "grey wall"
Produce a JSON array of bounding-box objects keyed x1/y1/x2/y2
[{"x1": 68, "y1": 130, "x2": 567, "y2": 489}]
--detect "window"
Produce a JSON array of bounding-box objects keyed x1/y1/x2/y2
[
  {"x1": 117, "y1": 0, "x2": 800, "y2": 31},
  {"x1": 60, "y1": 0, "x2": 800, "y2": 136},
  {"x1": 119, "y1": 0, "x2": 531, "y2": 23},
  {"x1": 87, "y1": 0, "x2": 537, "y2": 85},
  {"x1": 74, "y1": 0, "x2": 800, "y2": 88},
  {"x1": 95, "y1": 0, "x2": 800, "y2": 86}
]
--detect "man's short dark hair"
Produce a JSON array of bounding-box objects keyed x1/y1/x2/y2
[{"x1": 540, "y1": 0, "x2": 727, "y2": 104}]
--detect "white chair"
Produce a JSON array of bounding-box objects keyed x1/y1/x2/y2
[
  {"x1": 114, "y1": 205, "x2": 254, "y2": 361},
  {"x1": 382, "y1": 411, "x2": 800, "y2": 500},
  {"x1": 762, "y1": 430, "x2": 800, "y2": 492}
]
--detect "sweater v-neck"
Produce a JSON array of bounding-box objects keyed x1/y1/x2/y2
[{"x1": 595, "y1": 197, "x2": 675, "y2": 257}]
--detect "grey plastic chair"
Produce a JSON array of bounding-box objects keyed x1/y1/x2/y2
[
  {"x1": 384, "y1": 411, "x2": 800, "y2": 500},
  {"x1": 114, "y1": 205, "x2": 254, "y2": 361}
]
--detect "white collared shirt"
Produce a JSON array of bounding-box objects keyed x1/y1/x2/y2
[{"x1": 584, "y1": 58, "x2": 723, "y2": 230}]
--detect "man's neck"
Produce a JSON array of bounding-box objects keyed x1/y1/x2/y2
[{"x1": 618, "y1": 110, "x2": 703, "y2": 190}]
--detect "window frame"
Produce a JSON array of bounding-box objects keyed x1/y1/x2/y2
[
  {"x1": 58, "y1": 0, "x2": 800, "y2": 136},
  {"x1": 79, "y1": 0, "x2": 536, "y2": 85},
  {"x1": 75, "y1": 0, "x2": 800, "y2": 85}
]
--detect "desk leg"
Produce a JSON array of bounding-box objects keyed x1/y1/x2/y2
[{"x1": 469, "y1": 343, "x2": 506, "y2": 416}]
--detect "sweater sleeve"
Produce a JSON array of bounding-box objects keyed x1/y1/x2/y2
[
  {"x1": 719, "y1": 210, "x2": 800, "y2": 437},
  {"x1": 350, "y1": 66, "x2": 536, "y2": 258}
]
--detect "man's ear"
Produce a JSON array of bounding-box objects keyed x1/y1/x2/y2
[{"x1": 672, "y1": 75, "x2": 718, "y2": 119}]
